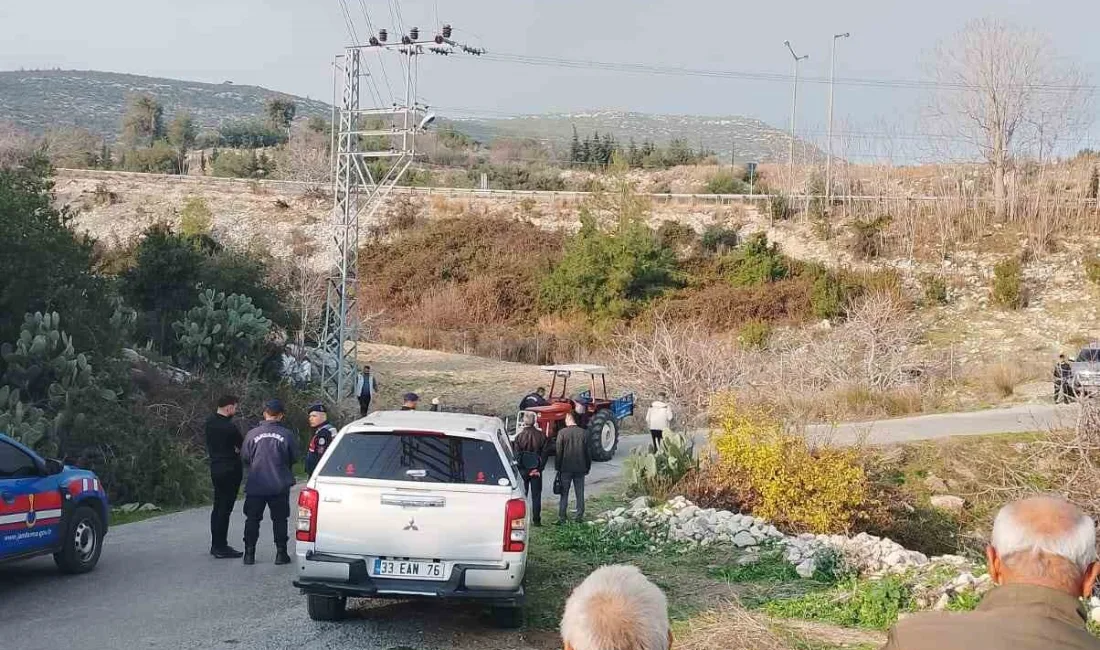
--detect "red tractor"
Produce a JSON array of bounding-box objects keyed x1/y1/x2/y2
[{"x1": 513, "y1": 365, "x2": 635, "y2": 462}]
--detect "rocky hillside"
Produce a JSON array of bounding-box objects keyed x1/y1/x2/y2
[
  {"x1": 0, "y1": 70, "x2": 330, "y2": 139},
  {"x1": 455, "y1": 110, "x2": 822, "y2": 164}
]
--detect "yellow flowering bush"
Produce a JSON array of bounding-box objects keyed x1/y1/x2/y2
[{"x1": 709, "y1": 399, "x2": 868, "y2": 534}]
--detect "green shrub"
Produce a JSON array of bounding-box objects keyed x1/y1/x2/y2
[
  {"x1": 738, "y1": 320, "x2": 772, "y2": 349},
  {"x1": 217, "y1": 120, "x2": 288, "y2": 148},
  {"x1": 712, "y1": 551, "x2": 800, "y2": 583},
  {"x1": 656, "y1": 221, "x2": 699, "y2": 252},
  {"x1": 704, "y1": 172, "x2": 748, "y2": 194},
  {"x1": 768, "y1": 194, "x2": 794, "y2": 221},
  {"x1": 991, "y1": 257, "x2": 1027, "y2": 309},
  {"x1": 540, "y1": 208, "x2": 678, "y2": 320},
  {"x1": 921, "y1": 274, "x2": 948, "y2": 305},
  {"x1": 701, "y1": 225, "x2": 740, "y2": 254},
  {"x1": 179, "y1": 197, "x2": 213, "y2": 237},
  {"x1": 548, "y1": 521, "x2": 655, "y2": 560},
  {"x1": 810, "y1": 272, "x2": 849, "y2": 320},
  {"x1": 172, "y1": 289, "x2": 273, "y2": 371},
  {"x1": 623, "y1": 431, "x2": 696, "y2": 499},
  {"x1": 762, "y1": 576, "x2": 911, "y2": 630},
  {"x1": 849, "y1": 215, "x2": 893, "y2": 259},
  {"x1": 1085, "y1": 257, "x2": 1100, "y2": 285},
  {"x1": 120, "y1": 141, "x2": 180, "y2": 174},
  {"x1": 723, "y1": 233, "x2": 789, "y2": 287}
]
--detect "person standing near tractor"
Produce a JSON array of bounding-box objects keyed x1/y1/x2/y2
[
  {"x1": 1055, "y1": 354, "x2": 1075, "y2": 404},
  {"x1": 555, "y1": 412, "x2": 591, "y2": 524},
  {"x1": 514, "y1": 412, "x2": 551, "y2": 526},
  {"x1": 645, "y1": 394, "x2": 674, "y2": 451},
  {"x1": 519, "y1": 387, "x2": 549, "y2": 411}
]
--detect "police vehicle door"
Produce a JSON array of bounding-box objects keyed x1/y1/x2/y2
[{"x1": 0, "y1": 439, "x2": 64, "y2": 560}]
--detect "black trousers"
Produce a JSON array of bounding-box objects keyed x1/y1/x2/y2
[
  {"x1": 558, "y1": 472, "x2": 586, "y2": 522},
  {"x1": 210, "y1": 466, "x2": 242, "y2": 549},
  {"x1": 358, "y1": 395, "x2": 372, "y2": 415},
  {"x1": 650, "y1": 429, "x2": 664, "y2": 451},
  {"x1": 523, "y1": 474, "x2": 543, "y2": 524},
  {"x1": 243, "y1": 492, "x2": 290, "y2": 548}
]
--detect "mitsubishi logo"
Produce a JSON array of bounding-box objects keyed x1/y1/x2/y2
[{"x1": 403, "y1": 518, "x2": 419, "y2": 531}]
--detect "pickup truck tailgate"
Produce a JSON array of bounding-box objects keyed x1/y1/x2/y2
[
  {"x1": 310, "y1": 429, "x2": 517, "y2": 563},
  {"x1": 314, "y1": 480, "x2": 511, "y2": 561}
]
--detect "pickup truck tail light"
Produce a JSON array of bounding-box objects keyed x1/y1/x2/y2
[
  {"x1": 297, "y1": 488, "x2": 319, "y2": 542},
  {"x1": 504, "y1": 498, "x2": 527, "y2": 552}
]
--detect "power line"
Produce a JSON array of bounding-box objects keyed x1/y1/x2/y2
[
  {"x1": 458, "y1": 51, "x2": 1096, "y2": 93},
  {"x1": 338, "y1": 0, "x2": 384, "y2": 107},
  {"x1": 355, "y1": 0, "x2": 396, "y2": 104}
]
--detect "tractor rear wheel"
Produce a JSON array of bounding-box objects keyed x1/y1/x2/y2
[{"x1": 586, "y1": 409, "x2": 618, "y2": 462}]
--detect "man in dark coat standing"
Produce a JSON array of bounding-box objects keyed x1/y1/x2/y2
[
  {"x1": 205, "y1": 395, "x2": 244, "y2": 559},
  {"x1": 240, "y1": 399, "x2": 299, "y2": 566},
  {"x1": 513, "y1": 412, "x2": 551, "y2": 526},
  {"x1": 555, "y1": 412, "x2": 592, "y2": 524}
]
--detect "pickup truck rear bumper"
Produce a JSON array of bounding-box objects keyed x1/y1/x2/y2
[{"x1": 293, "y1": 552, "x2": 524, "y2": 605}]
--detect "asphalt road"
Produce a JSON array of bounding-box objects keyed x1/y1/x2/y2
[
  {"x1": 807, "y1": 403, "x2": 1077, "y2": 446},
  {"x1": 0, "y1": 435, "x2": 652, "y2": 650}
]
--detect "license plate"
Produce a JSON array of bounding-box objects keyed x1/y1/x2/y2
[{"x1": 372, "y1": 559, "x2": 447, "y2": 581}]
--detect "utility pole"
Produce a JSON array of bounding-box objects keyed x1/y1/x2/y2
[
  {"x1": 320, "y1": 24, "x2": 485, "y2": 403},
  {"x1": 826, "y1": 32, "x2": 850, "y2": 203},
  {"x1": 784, "y1": 40, "x2": 808, "y2": 197}
]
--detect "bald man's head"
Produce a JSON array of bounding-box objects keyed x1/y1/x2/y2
[{"x1": 988, "y1": 495, "x2": 1099, "y2": 597}]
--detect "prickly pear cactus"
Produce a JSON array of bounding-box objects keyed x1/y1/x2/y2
[
  {"x1": 0, "y1": 385, "x2": 55, "y2": 453},
  {"x1": 172, "y1": 289, "x2": 272, "y2": 371}
]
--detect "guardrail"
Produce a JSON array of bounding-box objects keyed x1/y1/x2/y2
[{"x1": 54, "y1": 168, "x2": 1100, "y2": 206}]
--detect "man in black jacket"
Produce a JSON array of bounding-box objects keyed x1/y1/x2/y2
[
  {"x1": 304, "y1": 403, "x2": 337, "y2": 475},
  {"x1": 240, "y1": 399, "x2": 299, "y2": 566},
  {"x1": 205, "y1": 395, "x2": 244, "y2": 559},
  {"x1": 519, "y1": 387, "x2": 549, "y2": 411},
  {"x1": 513, "y1": 412, "x2": 550, "y2": 526},
  {"x1": 555, "y1": 412, "x2": 592, "y2": 524}
]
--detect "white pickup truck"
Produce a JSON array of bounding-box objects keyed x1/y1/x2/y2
[{"x1": 292, "y1": 411, "x2": 529, "y2": 627}]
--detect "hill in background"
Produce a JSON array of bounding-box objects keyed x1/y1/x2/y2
[
  {"x1": 0, "y1": 69, "x2": 817, "y2": 163},
  {"x1": 453, "y1": 110, "x2": 820, "y2": 164},
  {"x1": 0, "y1": 69, "x2": 330, "y2": 140}
]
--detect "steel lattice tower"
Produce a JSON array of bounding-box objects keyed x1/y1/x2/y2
[{"x1": 320, "y1": 28, "x2": 485, "y2": 403}]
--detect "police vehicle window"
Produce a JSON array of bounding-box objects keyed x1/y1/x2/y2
[
  {"x1": 1078, "y1": 349, "x2": 1100, "y2": 363},
  {"x1": 319, "y1": 432, "x2": 507, "y2": 485},
  {"x1": 0, "y1": 441, "x2": 38, "y2": 479}
]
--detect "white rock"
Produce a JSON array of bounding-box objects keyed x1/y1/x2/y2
[
  {"x1": 1091, "y1": 607, "x2": 1100, "y2": 624},
  {"x1": 138, "y1": 503, "x2": 161, "y2": 512},
  {"x1": 930, "y1": 495, "x2": 966, "y2": 513},
  {"x1": 796, "y1": 560, "x2": 816, "y2": 578},
  {"x1": 732, "y1": 531, "x2": 758, "y2": 548}
]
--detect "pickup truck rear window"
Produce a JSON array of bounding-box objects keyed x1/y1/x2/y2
[{"x1": 319, "y1": 432, "x2": 510, "y2": 485}]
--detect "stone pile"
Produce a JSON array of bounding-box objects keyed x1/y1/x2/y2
[{"x1": 596, "y1": 496, "x2": 988, "y2": 601}]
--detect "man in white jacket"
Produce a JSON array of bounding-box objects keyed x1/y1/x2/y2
[{"x1": 645, "y1": 394, "x2": 673, "y2": 451}]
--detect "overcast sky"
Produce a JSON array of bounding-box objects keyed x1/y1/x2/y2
[{"x1": 3, "y1": 0, "x2": 1099, "y2": 153}]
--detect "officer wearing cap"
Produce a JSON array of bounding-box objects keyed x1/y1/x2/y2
[
  {"x1": 305, "y1": 403, "x2": 338, "y2": 475},
  {"x1": 401, "y1": 393, "x2": 420, "y2": 410},
  {"x1": 240, "y1": 398, "x2": 299, "y2": 566}
]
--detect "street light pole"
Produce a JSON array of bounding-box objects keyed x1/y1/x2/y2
[
  {"x1": 784, "y1": 40, "x2": 809, "y2": 197},
  {"x1": 826, "y1": 32, "x2": 850, "y2": 203}
]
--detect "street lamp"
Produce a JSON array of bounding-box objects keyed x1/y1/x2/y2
[
  {"x1": 826, "y1": 32, "x2": 850, "y2": 203},
  {"x1": 784, "y1": 40, "x2": 809, "y2": 197}
]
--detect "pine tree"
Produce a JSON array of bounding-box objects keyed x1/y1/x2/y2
[
  {"x1": 627, "y1": 139, "x2": 640, "y2": 168},
  {"x1": 569, "y1": 125, "x2": 581, "y2": 166}
]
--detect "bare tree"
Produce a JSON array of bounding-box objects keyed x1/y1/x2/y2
[
  {"x1": 0, "y1": 121, "x2": 38, "y2": 169},
  {"x1": 277, "y1": 123, "x2": 330, "y2": 184},
  {"x1": 925, "y1": 18, "x2": 1092, "y2": 219},
  {"x1": 43, "y1": 126, "x2": 101, "y2": 169}
]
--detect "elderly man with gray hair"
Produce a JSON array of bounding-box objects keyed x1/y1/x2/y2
[
  {"x1": 882, "y1": 495, "x2": 1100, "y2": 650},
  {"x1": 561, "y1": 565, "x2": 671, "y2": 650}
]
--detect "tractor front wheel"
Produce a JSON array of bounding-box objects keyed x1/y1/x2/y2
[{"x1": 586, "y1": 409, "x2": 618, "y2": 462}]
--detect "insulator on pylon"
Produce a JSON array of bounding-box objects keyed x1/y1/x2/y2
[
  {"x1": 442, "y1": 24, "x2": 452, "y2": 38},
  {"x1": 369, "y1": 36, "x2": 380, "y2": 46},
  {"x1": 410, "y1": 27, "x2": 419, "y2": 40},
  {"x1": 401, "y1": 34, "x2": 412, "y2": 45},
  {"x1": 434, "y1": 34, "x2": 444, "y2": 44},
  {"x1": 378, "y1": 29, "x2": 388, "y2": 42}
]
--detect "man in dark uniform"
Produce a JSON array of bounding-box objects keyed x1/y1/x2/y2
[
  {"x1": 205, "y1": 395, "x2": 244, "y2": 559},
  {"x1": 401, "y1": 393, "x2": 420, "y2": 410},
  {"x1": 240, "y1": 399, "x2": 299, "y2": 566},
  {"x1": 304, "y1": 403, "x2": 338, "y2": 475},
  {"x1": 519, "y1": 387, "x2": 549, "y2": 411}
]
